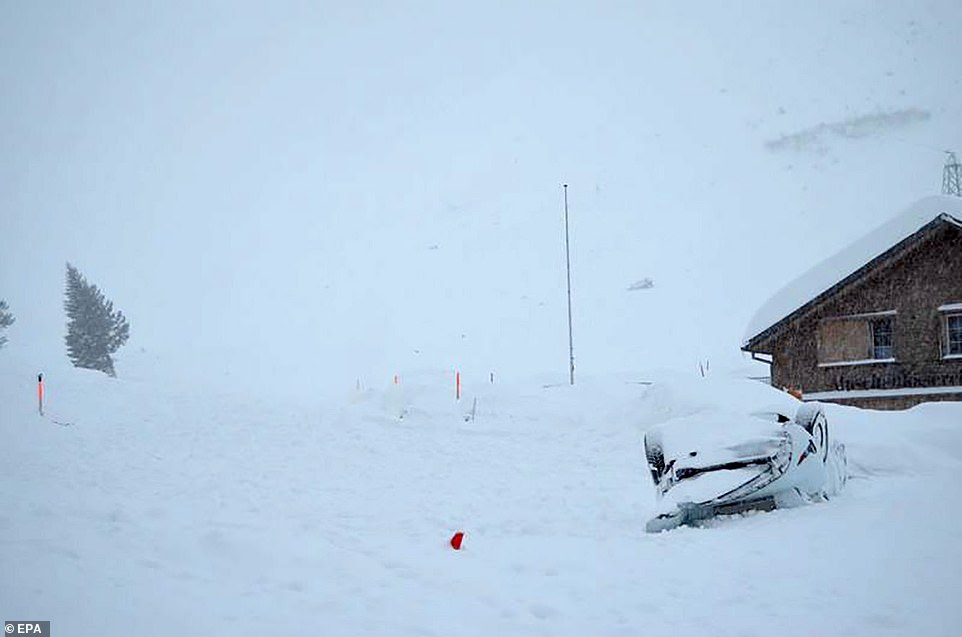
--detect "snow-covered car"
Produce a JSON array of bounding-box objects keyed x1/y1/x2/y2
[{"x1": 644, "y1": 402, "x2": 846, "y2": 532}]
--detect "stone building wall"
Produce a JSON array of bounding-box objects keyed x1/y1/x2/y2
[{"x1": 768, "y1": 223, "x2": 962, "y2": 409}]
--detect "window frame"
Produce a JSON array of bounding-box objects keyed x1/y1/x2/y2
[
  {"x1": 816, "y1": 310, "x2": 897, "y2": 368},
  {"x1": 870, "y1": 316, "x2": 895, "y2": 360},
  {"x1": 945, "y1": 313, "x2": 962, "y2": 358}
]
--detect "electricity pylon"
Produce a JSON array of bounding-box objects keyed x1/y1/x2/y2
[{"x1": 943, "y1": 151, "x2": 962, "y2": 197}]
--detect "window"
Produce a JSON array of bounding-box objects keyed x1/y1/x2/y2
[
  {"x1": 871, "y1": 317, "x2": 894, "y2": 359},
  {"x1": 948, "y1": 314, "x2": 962, "y2": 356},
  {"x1": 816, "y1": 311, "x2": 897, "y2": 366}
]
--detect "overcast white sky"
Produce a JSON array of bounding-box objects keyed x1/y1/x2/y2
[{"x1": 2, "y1": 1, "x2": 961, "y2": 393}]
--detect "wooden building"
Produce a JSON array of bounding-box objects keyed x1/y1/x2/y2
[{"x1": 743, "y1": 196, "x2": 962, "y2": 410}]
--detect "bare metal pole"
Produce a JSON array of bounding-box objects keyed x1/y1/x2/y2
[{"x1": 563, "y1": 184, "x2": 575, "y2": 385}]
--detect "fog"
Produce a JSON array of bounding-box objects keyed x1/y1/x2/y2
[{"x1": 2, "y1": 1, "x2": 960, "y2": 394}]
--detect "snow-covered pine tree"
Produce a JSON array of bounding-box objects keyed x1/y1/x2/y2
[
  {"x1": 64, "y1": 263, "x2": 130, "y2": 376},
  {"x1": 0, "y1": 299, "x2": 14, "y2": 349}
]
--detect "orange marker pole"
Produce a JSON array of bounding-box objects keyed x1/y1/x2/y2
[
  {"x1": 456, "y1": 371, "x2": 461, "y2": 400},
  {"x1": 38, "y1": 373, "x2": 44, "y2": 416}
]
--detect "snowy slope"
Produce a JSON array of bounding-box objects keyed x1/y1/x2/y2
[
  {"x1": 1, "y1": 2, "x2": 962, "y2": 387},
  {"x1": 3, "y1": 356, "x2": 961, "y2": 636}
]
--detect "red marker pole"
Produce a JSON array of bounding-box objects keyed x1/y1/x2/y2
[
  {"x1": 456, "y1": 371, "x2": 461, "y2": 401},
  {"x1": 38, "y1": 373, "x2": 44, "y2": 416}
]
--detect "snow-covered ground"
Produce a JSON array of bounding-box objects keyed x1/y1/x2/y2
[
  {"x1": 3, "y1": 3, "x2": 962, "y2": 635},
  {"x1": 3, "y1": 355, "x2": 961, "y2": 636}
]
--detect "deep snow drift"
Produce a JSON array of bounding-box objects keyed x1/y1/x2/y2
[{"x1": 2, "y1": 356, "x2": 961, "y2": 636}]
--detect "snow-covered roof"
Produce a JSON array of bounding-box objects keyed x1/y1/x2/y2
[{"x1": 744, "y1": 196, "x2": 962, "y2": 347}]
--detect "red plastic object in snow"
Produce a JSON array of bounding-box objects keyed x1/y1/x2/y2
[{"x1": 450, "y1": 531, "x2": 464, "y2": 550}]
